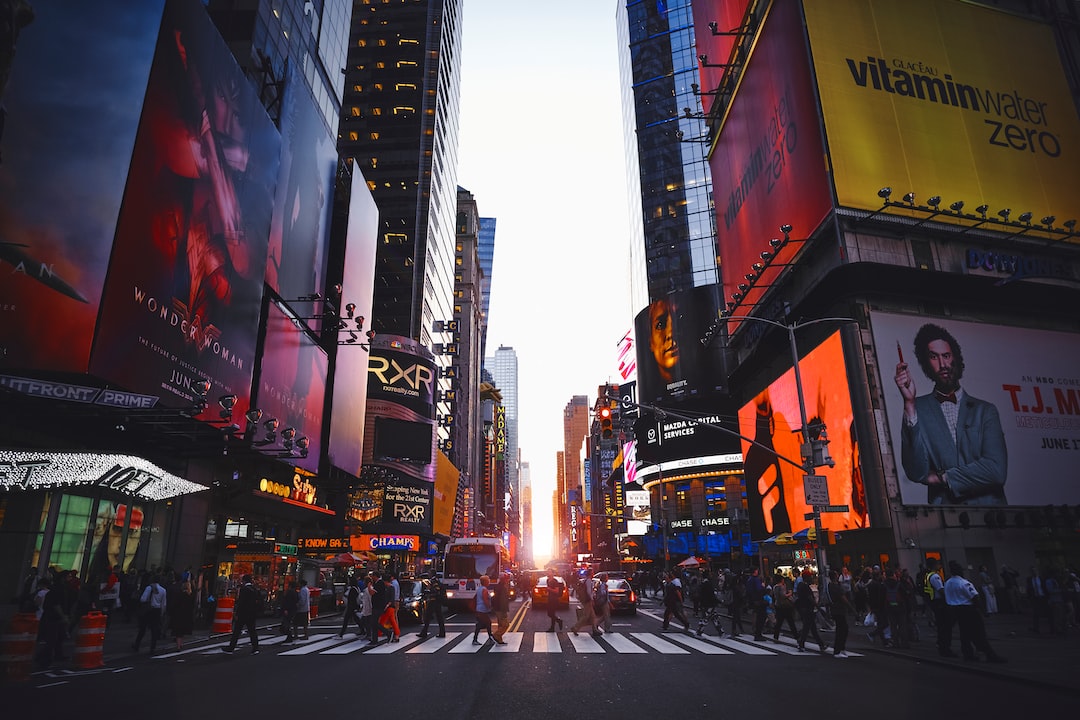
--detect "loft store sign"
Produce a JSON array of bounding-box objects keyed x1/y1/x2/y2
[{"x1": 0, "y1": 451, "x2": 205, "y2": 501}]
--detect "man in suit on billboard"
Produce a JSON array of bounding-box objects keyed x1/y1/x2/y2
[{"x1": 894, "y1": 323, "x2": 1007, "y2": 505}]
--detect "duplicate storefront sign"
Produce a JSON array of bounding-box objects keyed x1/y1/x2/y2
[{"x1": 0, "y1": 451, "x2": 206, "y2": 501}]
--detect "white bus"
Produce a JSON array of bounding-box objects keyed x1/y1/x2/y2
[{"x1": 441, "y1": 536, "x2": 510, "y2": 608}]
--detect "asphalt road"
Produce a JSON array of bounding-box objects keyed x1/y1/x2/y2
[{"x1": 2, "y1": 594, "x2": 1074, "y2": 716}]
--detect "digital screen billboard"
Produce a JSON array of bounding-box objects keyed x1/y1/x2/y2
[
  {"x1": 634, "y1": 285, "x2": 726, "y2": 405},
  {"x1": 327, "y1": 169, "x2": 378, "y2": 477},
  {"x1": 0, "y1": 0, "x2": 164, "y2": 372},
  {"x1": 737, "y1": 331, "x2": 868, "y2": 540},
  {"x1": 254, "y1": 302, "x2": 327, "y2": 473},
  {"x1": 89, "y1": 0, "x2": 279, "y2": 421},
  {"x1": 709, "y1": 0, "x2": 832, "y2": 326},
  {"x1": 871, "y1": 312, "x2": 1080, "y2": 507},
  {"x1": 689, "y1": 0, "x2": 752, "y2": 117},
  {"x1": 805, "y1": 0, "x2": 1080, "y2": 233},
  {"x1": 265, "y1": 67, "x2": 337, "y2": 311}
]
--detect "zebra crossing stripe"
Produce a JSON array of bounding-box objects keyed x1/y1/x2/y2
[
  {"x1": 600, "y1": 632, "x2": 648, "y2": 653},
  {"x1": 448, "y1": 637, "x2": 489, "y2": 654},
  {"x1": 322, "y1": 636, "x2": 373, "y2": 655},
  {"x1": 665, "y1": 634, "x2": 734, "y2": 654},
  {"x1": 566, "y1": 633, "x2": 605, "y2": 653},
  {"x1": 489, "y1": 633, "x2": 524, "y2": 653},
  {"x1": 278, "y1": 634, "x2": 341, "y2": 655},
  {"x1": 365, "y1": 637, "x2": 415, "y2": 654},
  {"x1": 706, "y1": 636, "x2": 781, "y2": 655},
  {"x1": 531, "y1": 632, "x2": 561, "y2": 653},
  {"x1": 406, "y1": 632, "x2": 462, "y2": 653},
  {"x1": 630, "y1": 632, "x2": 691, "y2": 654}
]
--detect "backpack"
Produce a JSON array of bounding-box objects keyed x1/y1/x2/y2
[{"x1": 593, "y1": 579, "x2": 609, "y2": 607}]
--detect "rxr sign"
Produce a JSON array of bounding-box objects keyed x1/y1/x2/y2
[
  {"x1": 368, "y1": 356, "x2": 434, "y2": 396},
  {"x1": 393, "y1": 503, "x2": 425, "y2": 522}
]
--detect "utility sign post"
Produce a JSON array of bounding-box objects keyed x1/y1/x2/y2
[{"x1": 803, "y1": 474, "x2": 829, "y2": 506}]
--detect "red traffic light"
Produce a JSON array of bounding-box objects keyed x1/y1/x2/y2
[{"x1": 599, "y1": 407, "x2": 612, "y2": 419}]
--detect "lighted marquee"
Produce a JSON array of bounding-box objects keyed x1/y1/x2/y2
[{"x1": 0, "y1": 451, "x2": 207, "y2": 500}]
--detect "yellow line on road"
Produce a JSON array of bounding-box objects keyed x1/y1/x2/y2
[{"x1": 508, "y1": 600, "x2": 530, "y2": 632}]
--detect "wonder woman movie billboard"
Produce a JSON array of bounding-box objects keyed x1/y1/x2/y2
[
  {"x1": 871, "y1": 312, "x2": 1080, "y2": 507},
  {"x1": 0, "y1": 0, "x2": 164, "y2": 372},
  {"x1": 90, "y1": 0, "x2": 279, "y2": 421},
  {"x1": 634, "y1": 285, "x2": 726, "y2": 405},
  {"x1": 254, "y1": 302, "x2": 328, "y2": 473},
  {"x1": 737, "y1": 332, "x2": 869, "y2": 540},
  {"x1": 806, "y1": 0, "x2": 1080, "y2": 234},
  {"x1": 327, "y1": 169, "x2": 379, "y2": 477},
  {"x1": 265, "y1": 66, "x2": 337, "y2": 313}
]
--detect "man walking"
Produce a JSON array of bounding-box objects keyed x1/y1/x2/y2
[
  {"x1": 945, "y1": 561, "x2": 1005, "y2": 663},
  {"x1": 544, "y1": 568, "x2": 564, "y2": 632},
  {"x1": 661, "y1": 570, "x2": 691, "y2": 634},
  {"x1": 222, "y1": 574, "x2": 260, "y2": 654},
  {"x1": 924, "y1": 558, "x2": 954, "y2": 656},
  {"x1": 418, "y1": 574, "x2": 446, "y2": 638}
]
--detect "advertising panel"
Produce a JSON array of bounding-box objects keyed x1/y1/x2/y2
[
  {"x1": 89, "y1": 0, "x2": 279, "y2": 422},
  {"x1": 326, "y1": 170, "x2": 378, "y2": 476},
  {"x1": 265, "y1": 67, "x2": 337, "y2": 309},
  {"x1": 433, "y1": 451, "x2": 458, "y2": 537},
  {"x1": 634, "y1": 285, "x2": 726, "y2": 405},
  {"x1": 254, "y1": 302, "x2": 327, "y2": 473},
  {"x1": 737, "y1": 332, "x2": 869, "y2": 540},
  {"x1": 805, "y1": 0, "x2": 1080, "y2": 229},
  {"x1": 871, "y1": 312, "x2": 1080, "y2": 507},
  {"x1": 0, "y1": 0, "x2": 164, "y2": 372},
  {"x1": 690, "y1": 0, "x2": 752, "y2": 117},
  {"x1": 709, "y1": 0, "x2": 832, "y2": 324}
]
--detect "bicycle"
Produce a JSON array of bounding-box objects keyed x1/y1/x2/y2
[{"x1": 696, "y1": 606, "x2": 726, "y2": 637}]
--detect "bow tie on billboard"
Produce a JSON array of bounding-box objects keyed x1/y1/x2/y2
[{"x1": 935, "y1": 391, "x2": 957, "y2": 404}]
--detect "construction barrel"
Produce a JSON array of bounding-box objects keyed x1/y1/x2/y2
[
  {"x1": 73, "y1": 611, "x2": 106, "y2": 669},
  {"x1": 1, "y1": 612, "x2": 39, "y2": 683}
]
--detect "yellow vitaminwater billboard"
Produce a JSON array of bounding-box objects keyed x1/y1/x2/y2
[{"x1": 805, "y1": 0, "x2": 1080, "y2": 233}]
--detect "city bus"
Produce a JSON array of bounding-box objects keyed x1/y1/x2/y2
[{"x1": 441, "y1": 536, "x2": 510, "y2": 608}]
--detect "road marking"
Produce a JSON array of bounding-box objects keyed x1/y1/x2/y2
[
  {"x1": 448, "y1": 637, "x2": 489, "y2": 654},
  {"x1": 406, "y1": 632, "x2": 462, "y2": 653},
  {"x1": 601, "y1": 632, "x2": 648, "y2": 653},
  {"x1": 630, "y1": 632, "x2": 691, "y2": 654},
  {"x1": 531, "y1": 632, "x2": 562, "y2": 653},
  {"x1": 322, "y1": 636, "x2": 373, "y2": 655},
  {"x1": 365, "y1": 637, "x2": 416, "y2": 654},
  {"x1": 567, "y1": 633, "x2": 606, "y2": 653},
  {"x1": 665, "y1": 633, "x2": 734, "y2": 654},
  {"x1": 490, "y1": 632, "x2": 524, "y2": 653},
  {"x1": 277, "y1": 634, "x2": 341, "y2": 655},
  {"x1": 701, "y1": 635, "x2": 777, "y2": 655}
]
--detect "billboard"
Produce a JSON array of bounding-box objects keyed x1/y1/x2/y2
[
  {"x1": 89, "y1": 0, "x2": 279, "y2": 422},
  {"x1": 737, "y1": 332, "x2": 869, "y2": 539},
  {"x1": 709, "y1": 0, "x2": 832, "y2": 324},
  {"x1": 0, "y1": 0, "x2": 164, "y2": 372},
  {"x1": 253, "y1": 302, "x2": 328, "y2": 473},
  {"x1": 805, "y1": 0, "x2": 1080, "y2": 230},
  {"x1": 265, "y1": 67, "x2": 337, "y2": 311},
  {"x1": 634, "y1": 285, "x2": 726, "y2": 405},
  {"x1": 327, "y1": 169, "x2": 378, "y2": 477},
  {"x1": 871, "y1": 312, "x2": 1080, "y2": 507}
]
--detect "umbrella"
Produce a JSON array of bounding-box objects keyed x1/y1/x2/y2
[
  {"x1": 331, "y1": 552, "x2": 363, "y2": 566},
  {"x1": 793, "y1": 527, "x2": 817, "y2": 543},
  {"x1": 677, "y1": 556, "x2": 705, "y2": 568},
  {"x1": 762, "y1": 533, "x2": 797, "y2": 546}
]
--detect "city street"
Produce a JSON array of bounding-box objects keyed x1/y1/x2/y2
[{"x1": 3, "y1": 594, "x2": 1076, "y2": 716}]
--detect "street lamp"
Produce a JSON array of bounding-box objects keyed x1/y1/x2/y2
[{"x1": 716, "y1": 313, "x2": 852, "y2": 580}]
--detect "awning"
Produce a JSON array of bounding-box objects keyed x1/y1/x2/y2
[{"x1": 762, "y1": 533, "x2": 797, "y2": 546}]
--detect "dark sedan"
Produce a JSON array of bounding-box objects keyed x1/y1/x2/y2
[{"x1": 606, "y1": 578, "x2": 638, "y2": 615}]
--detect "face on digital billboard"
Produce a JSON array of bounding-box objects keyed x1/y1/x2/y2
[
  {"x1": 327, "y1": 169, "x2": 378, "y2": 477},
  {"x1": 871, "y1": 312, "x2": 1080, "y2": 507},
  {"x1": 737, "y1": 332, "x2": 868, "y2": 540},
  {"x1": 709, "y1": 0, "x2": 832, "y2": 326},
  {"x1": 0, "y1": 1, "x2": 164, "y2": 372},
  {"x1": 255, "y1": 302, "x2": 327, "y2": 473},
  {"x1": 634, "y1": 285, "x2": 725, "y2": 405},
  {"x1": 89, "y1": 0, "x2": 279, "y2": 420},
  {"x1": 265, "y1": 67, "x2": 337, "y2": 309},
  {"x1": 805, "y1": 0, "x2": 1080, "y2": 233}
]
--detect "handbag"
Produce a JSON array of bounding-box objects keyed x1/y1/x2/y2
[{"x1": 864, "y1": 611, "x2": 876, "y2": 626}]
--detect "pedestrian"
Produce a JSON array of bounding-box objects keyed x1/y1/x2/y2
[
  {"x1": 544, "y1": 568, "x2": 565, "y2": 632},
  {"x1": 827, "y1": 568, "x2": 854, "y2": 658},
  {"x1": 294, "y1": 578, "x2": 311, "y2": 640},
  {"x1": 978, "y1": 565, "x2": 998, "y2": 615},
  {"x1": 222, "y1": 574, "x2": 260, "y2": 654},
  {"x1": 100, "y1": 565, "x2": 121, "y2": 628},
  {"x1": 865, "y1": 566, "x2": 889, "y2": 646},
  {"x1": 570, "y1": 570, "x2": 599, "y2": 636},
  {"x1": 883, "y1": 568, "x2": 909, "y2": 649},
  {"x1": 771, "y1": 571, "x2": 798, "y2": 641},
  {"x1": 379, "y1": 571, "x2": 401, "y2": 642},
  {"x1": 945, "y1": 561, "x2": 1005, "y2": 663},
  {"x1": 794, "y1": 569, "x2": 827, "y2": 653},
  {"x1": 367, "y1": 572, "x2": 391, "y2": 645},
  {"x1": 661, "y1": 570, "x2": 691, "y2": 634},
  {"x1": 1045, "y1": 567, "x2": 1067, "y2": 635},
  {"x1": 357, "y1": 574, "x2": 374, "y2": 640},
  {"x1": 169, "y1": 580, "x2": 195, "y2": 651},
  {"x1": 729, "y1": 570, "x2": 747, "y2": 636},
  {"x1": 131, "y1": 574, "x2": 167, "y2": 653},
  {"x1": 853, "y1": 568, "x2": 871, "y2": 624},
  {"x1": 1027, "y1": 566, "x2": 1049, "y2": 633},
  {"x1": 280, "y1": 579, "x2": 299, "y2": 642},
  {"x1": 36, "y1": 577, "x2": 68, "y2": 668},
  {"x1": 746, "y1": 567, "x2": 767, "y2": 641},
  {"x1": 593, "y1": 572, "x2": 612, "y2": 634},
  {"x1": 418, "y1": 574, "x2": 447, "y2": 638},
  {"x1": 472, "y1": 574, "x2": 495, "y2": 645},
  {"x1": 338, "y1": 577, "x2": 363, "y2": 638},
  {"x1": 491, "y1": 573, "x2": 511, "y2": 645},
  {"x1": 924, "y1": 558, "x2": 954, "y2": 656}
]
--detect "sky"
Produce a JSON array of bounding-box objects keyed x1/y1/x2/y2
[{"x1": 456, "y1": 1, "x2": 635, "y2": 564}]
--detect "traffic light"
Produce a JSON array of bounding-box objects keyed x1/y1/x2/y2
[{"x1": 599, "y1": 406, "x2": 613, "y2": 439}]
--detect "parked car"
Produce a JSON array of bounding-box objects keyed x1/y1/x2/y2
[
  {"x1": 530, "y1": 575, "x2": 570, "y2": 608},
  {"x1": 606, "y1": 577, "x2": 638, "y2": 615},
  {"x1": 397, "y1": 579, "x2": 428, "y2": 624}
]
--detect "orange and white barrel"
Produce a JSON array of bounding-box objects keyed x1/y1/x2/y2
[
  {"x1": 308, "y1": 588, "x2": 321, "y2": 619},
  {"x1": 213, "y1": 596, "x2": 235, "y2": 635},
  {"x1": 1, "y1": 613, "x2": 39, "y2": 682},
  {"x1": 73, "y1": 611, "x2": 106, "y2": 669}
]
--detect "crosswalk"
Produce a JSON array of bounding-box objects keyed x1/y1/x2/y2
[{"x1": 153, "y1": 629, "x2": 863, "y2": 659}]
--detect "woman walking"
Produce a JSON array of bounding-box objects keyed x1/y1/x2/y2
[
  {"x1": 169, "y1": 581, "x2": 196, "y2": 651},
  {"x1": 472, "y1": 575, "x2": 494, "y2": 645}
]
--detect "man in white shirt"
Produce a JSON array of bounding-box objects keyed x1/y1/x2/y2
[
  {"x1": 944, "y1": 562, "x2": 1004, "y2": 663},
  {"x1": 294, "y1": 579, "x2": 311, "y2": 639},
  {"x1": 132, "y1": 575, "x2": 167, "y2": 653}
]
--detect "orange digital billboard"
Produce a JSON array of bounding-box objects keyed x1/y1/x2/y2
[
  {"x1": 737, "y1": 332, "x2": 869, "y2": 540},
  {"x1": 805, "y1": 0, "x2": 1080, "y2": 233}
]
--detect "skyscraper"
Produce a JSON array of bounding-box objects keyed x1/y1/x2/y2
[
  {"x1": 477, "y1": 217, "x2": 497, "y2": 359},
  {"x1": 560, "y1": 395, "x2": 590, "y2": 558},
  {"x1": 487, "y1": 345, "x2": 519, "y2": 539}
]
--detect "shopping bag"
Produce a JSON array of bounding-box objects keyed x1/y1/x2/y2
[{"x1": 864, "y1": 611, "x2": 875, "y2": 626}]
